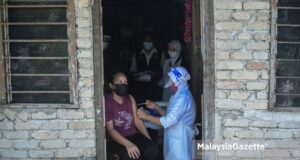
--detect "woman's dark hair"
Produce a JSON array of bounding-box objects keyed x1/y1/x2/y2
[{"x1": 109, "y1": 70, "x2": 127, "y2": 83}]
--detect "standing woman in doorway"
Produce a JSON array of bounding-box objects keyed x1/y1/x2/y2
[
  {"x1": 160, "y1": 40, "x2": 183, "y2": 101},
  {"x1": 105, "y1": 71, "x2": 159, "y2": 160},
  {"x1": 137, "y1": 67, "x2": 196, "y2": 160}
]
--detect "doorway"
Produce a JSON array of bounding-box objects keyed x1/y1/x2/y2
[{"x1": 92, "y1": 0, "x2": 215, "y2": 159}]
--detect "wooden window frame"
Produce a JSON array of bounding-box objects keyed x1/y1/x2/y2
[
  {"x1": 0, "y1": 0, "x2": 78, "y2": 107},
  {"x1": 270, "y1": 0, "x2": 300, "y2": 111}
]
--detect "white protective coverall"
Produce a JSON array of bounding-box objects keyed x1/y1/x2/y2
[{"x1": 160, "y1": 67, "x2": 196, "y2": 160}]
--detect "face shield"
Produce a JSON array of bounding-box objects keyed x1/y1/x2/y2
[{"x1": 163, "y1": 68, "x2": 182, "y2": 88}]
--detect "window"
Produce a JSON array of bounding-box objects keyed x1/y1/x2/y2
[
  {"x1": 0, "y1": 0, "x2": 77, "y2": 104},
  {"x1": 270, "y1": 0, "x2": 300, "y2": 109}
]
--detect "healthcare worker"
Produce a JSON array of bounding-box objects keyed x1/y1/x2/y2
[{"x1": 137, "y1": 66, "x2": 196, "y2": 160}]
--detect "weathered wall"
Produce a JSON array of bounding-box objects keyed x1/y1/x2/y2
[
  {"x1": 215, "y1": 0, "x2": 300, "y2": 159},
  {"x1": 0, "y1": 0, "x2": 96, "y2": 159}
]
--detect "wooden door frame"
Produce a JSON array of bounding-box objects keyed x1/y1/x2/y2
[{"x1": 92, "y1": 0, "x2": 215, "y2": 159}]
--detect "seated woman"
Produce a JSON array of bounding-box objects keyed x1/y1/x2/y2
[{"x1": 105, "y1": 71, "x2": 159, "y2": 160}]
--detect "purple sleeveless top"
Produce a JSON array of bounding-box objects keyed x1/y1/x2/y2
[{"x1": 105, "y1": 94, "x2": 138, "y2": 137}]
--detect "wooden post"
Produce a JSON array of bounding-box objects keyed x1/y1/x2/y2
[
  {"x1": 201, "y1": 0, "x2": 216, "y2": 159},
  {"x1": 0, "y1": 2, "x2": 6, "y2": 104},
  {"x1": 92, "y1": 0, "x2": 106, "y2": 159}
]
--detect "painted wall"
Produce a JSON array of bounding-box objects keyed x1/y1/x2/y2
[
  {"x1": 0, "y1": 0, "x2": 96, "y2": 159},
  {"x1": 214, "y1": 0, "x2": 300, "y2": 159}
]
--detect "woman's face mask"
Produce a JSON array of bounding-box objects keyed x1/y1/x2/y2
[
  {"x1": 143, "y1": 42, "x2": 153, "y2": 50},
  {"x1": 113, "y1": 84, "x2": 128, "y2": 96},
  {"x1": 168, "y1": 50, "x2": 179, "y2": 58}
]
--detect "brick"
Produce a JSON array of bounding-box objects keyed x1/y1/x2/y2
[
  {"x1": 79, "y1": 78, "x2": 94, "y2": 88},
  {"x1": 216, "y1": 51, "x2": 230, "y2": 59},
  {"x1": 232, "y1": 12, "x2": 251, "y2": 21},
  {"x1": 216, "y1": 31, "x2": 231, "y2": 40},
  {"x1": 15, "y1": 120, "x2": 42, "y2": 130},
  {"x1": 217, "y1": 81, "x2": 243, "y2": 90},
  {"x1": 264, "y1": 149, "x2": 290, "y2": 158},
  {"x1": 69, "y1": 120, "x2": 95, "y2": 129},
  {"x1": 217, "y1": 150, "x2": 235, "y2": 157},
  {"x1": 60, "y1": 130, "x2": 88, "y2": 139},
  {"x1": 231, "y1": 51, "x2": 252, "y2": 60},
  {"x1": 216, "y1": 1, "x2": 242, "y2": 9},
  {"x1": 216, "y1": 71, "x2": 231, "y2": 80},
  {"x1": 57, "y1": 109, "x2": 84, "y2": 120},
  {"x1": 230, "y1": 92, "x2": 251, "y2": 100},
  {"x1": 257, "y1": 92, "x2": 268, "y2": 100},
  {"x1": 0, "y1": 150, "x2": 28, "y2": 158},
  {"x1": 85, "y1": 109, "x2": 95, "y2": 119},
  {"x1": 276, "y1": 140, "x2": 300, "y2": 149},
  {"x1": 4, "y1": 109, "x2": 16, "y2": 121},
  {"x1": 279, "y1": 121, "x2": 300, "y2": 129},
  {"x1": 69, "y1": 139, "x2": 95, "y2": 148},
  {"x1": 78, "y1": 29, "x2": 92, "y2": 38},
  {"x1": 14, "y1": 140, "x2": 39, "y2": 149},
  {"x1": 0, "y1": 140, "x2": 12, "y2": 148},
  {"x1": 40, "y1": 140, "x2": 66, "y2": 149},
  {"x1": 223, "y1": 128, "x2": 236, "y2": 138},
  {"x1": 82, "y1": 148, "x2": 96, "y2": 157},
  {"x1": 217, "y1": 91, "x2": 228, "y2": 99},
  {"x1": 232, "y1": 71, "x2": 259, "y2": 80},
  {"x1": 247, "y1": 22, "x2": 269, "y2": 30},
  {"x1": 238, "y1": 33, "x2": 252, "y2": 40},
  {"x1": 39, "y1": 120, "x2": 68, "y2": 130},
  {"x1": 4, "y1": 131, "x2": 29, "y2": 139},
  {"x1": 253, "y1": 52, "x2": 269, "y2": 60},
  {"x1": 246, "y1": 82, "x2": 268, "y2": 90},
  {"x1": 216, "y1": 99, "x2": 243, "y2": 110},
  {"x1": 17, "y1": 112, "x2": 30, "y2": 121},
  {"x1": 261, "y1": 71, "x2": 269, "y2": 80},
  {"x1": 78, "y1": 0, "x2": 91, "y2": 7},
  {"x1": 217, "y1": 41, "x2": 243, "y2": 50},
  {"x1": 56, "y1": 148, "x2": 81, "y2": 158},
  {"x1": 236, "y1": 150, "x2": 263, "y2": 158},
  {"x1": 246, "y1": 61, "x2": 268, "y2": 70},
  {"x1": 236, "y1": 130, "x2": 264, "y2": 138},
  {"x1": 265, "y1": 130, "x2": 293, "y2": 139},
  {"x1": 78, "y1": 50, "x2": 93, "y2": 58},
  {"x1": 32, "y1": 112, "x2": 56, "y2": 120},
  {"x1": 246, "y1": 101, "x2": 268, "y2": 109},
  {"x1": 293, "y1": 150, "x2": 300, "y2": 157},
  {"x1": 0, "y1": 122, "x2": 13, "y2": 130},
  {"x1": 215, "y1": 11, "x2": 231, "y2": 21},
  {"x1": 246, "y1": 42, "x2": 269, "y2": 50},
  {"x1": 79, "y1": 88, "x2": 94, "y2": 98},
  {"x1": 216, "y1": 61, "x2": 244, "y2": 70},
  {"x1": 77, "y1": 18, "x2": 91, "y2": 28},
  {"x1": 243, "y1": 2, "x2": 270, "y2": 10},
  {"x1": 77, "y1": 39, "x2": 92, "y2": 49},
  {"x1": 254, "y1": 33, "x2": 270, "y2": 41},
  {"x1": 79, "y1": 69, "x2": 93, "y2": 78},
  {"x1": 217, "y1": 22, "x2": 242, "y2": 31},
  {"x1": 251, "y1": 120, "x2": 277, "y2": 128},
  {"x1": 32, "y1": 131, "x2": 59, "y2": 140},
  {"x1": 80, "y1": 98, "x2": 94, "y2": 109},
  {"x1": 257, "y1": 10, "x2": 270, "y2": 21},
  {"x1": 29, "y1": 150, "x2": 54, "y2": 158},
  {"x1": 78, "y1": 58, "x2": 93, "y2": 69},
  {"x1": 224, "y1": 119, "x2": 249, "y2": 127}
]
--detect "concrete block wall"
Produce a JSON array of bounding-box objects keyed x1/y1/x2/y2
[
  {"x1": 0, "y1": 0, "x2": 96, "y2": 159},
  {"x1": 215, "y1": 0, "x2": 300, "y2": 159}
]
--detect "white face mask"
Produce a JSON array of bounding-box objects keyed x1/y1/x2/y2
[
  {"x1": 103, "y1": 42, "x2": 109, "y2": 50},
  {"x1": 143, "y1": 42, "x2": 153, "y2": 50},
  {"x1": 168, "y1": 51, "x2": 179, "y2": 58}
]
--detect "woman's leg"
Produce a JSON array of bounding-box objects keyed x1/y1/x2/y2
[{"x1": 127, "y1": 133, "x2": 159, "y2": 160}]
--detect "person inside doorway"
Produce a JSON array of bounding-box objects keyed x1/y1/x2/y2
[
  {"x1": 137, "y1": 67, "x2": 196, "y2": 160},
  {"x1": 160, "y1": 39, "x2": 183, "y2": 101},
  {"x1": 130, "y1": 31, "x2": 162, "y2": 104},
  {"x1": 105, "y1": 71, "x2": 159, "y2": 160}
]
